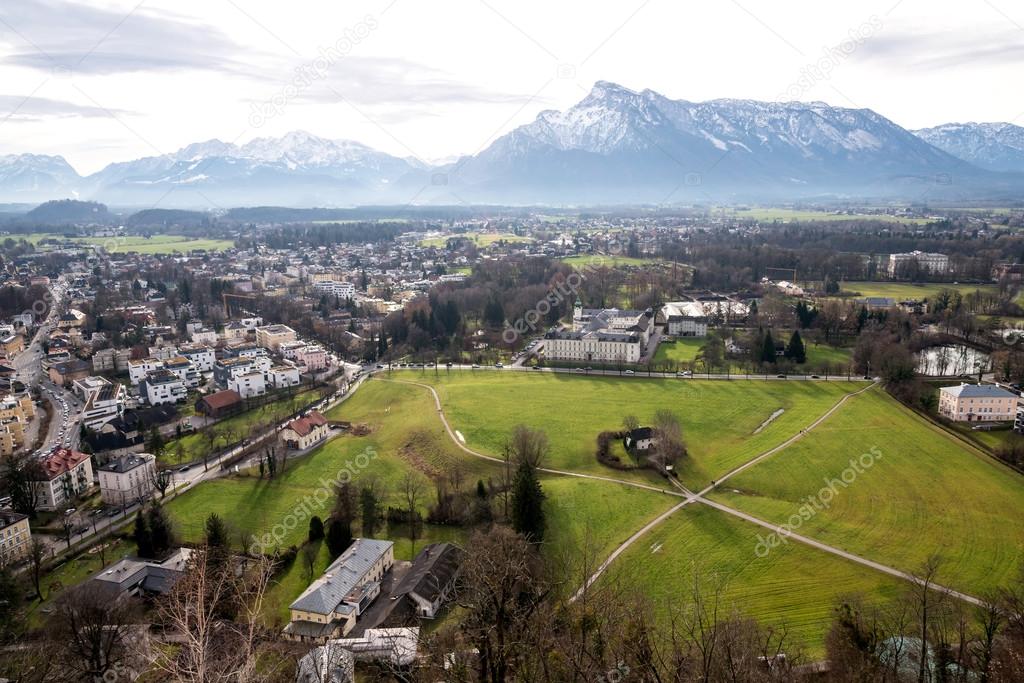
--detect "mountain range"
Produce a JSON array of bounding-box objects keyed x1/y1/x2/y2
[{"x1": 4, "y1": 81, "x2": 1024, "y2": 207}]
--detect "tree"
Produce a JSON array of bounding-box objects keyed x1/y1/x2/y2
[
  {"x1": 133, "y1": 510, "x2": 154, "y2": 559},
  {"x1": 622, "y1": 414, "x2": 640, "y2": 433},
  {"x1": 325, "y1": 517, "x2": 352, "y2": 559},
  {"x1": 359, "y1": 487, "x2": 379, "y2": 538},
  {"x1": 511, "y1": 459, "x2": 545, "y2": 543},
  {"x1": 760, "y1": 329, "x2": 777, "y2": 364},
  {"x1": 147, "y1": 504, "x2": 174, "y2": 558},
  {"x1": 510, "y1": 424, "x2": 548, "y2": 469},
  {"x1": 400, "y1": 473, "x2": 425, "y2": 551},
  {"x1": 52, "y1": 585, "x2": 138, "y2": 681},
  {"x1": 0, "y1": 562, "x2": 23, "y2": 642},
  {"x1": 152, "y1": 467, "x2": 172, "y2": 499},
  {"x1": 152, "y1": 550, "x2": 273, "y2": 683},
  {"x1": 205, "y1": 513, "x2": 230, "y2": 555},
  {"x1": 308, "y1": 515, "x2": 325, "y2": 543},
  {"x1": 785, "y1": 329, "x2": 807, "y2": 364},
  {"x1": 652, "y1": 409, "x2": 686, "y2": 467},
  {"x1": 301, "y1": 542, "x2": 319, "y2": 580},
  {"x1": 146, "y1": 426, "x2": 166, "y2": 458},
  {"x1": 1, "y1": 454, "x2": 42, "y2": 519}
]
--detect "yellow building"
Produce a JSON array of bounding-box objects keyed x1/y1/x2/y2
[
  {"x1": 0, "y1": 394, "x2": 34, "y2": 456},
  {"x1": 0, "y1": 511, "x2": 31, "y2": 564}
]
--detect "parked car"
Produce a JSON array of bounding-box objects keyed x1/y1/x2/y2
[{"x1": 624, "y1": 370, "x2": 635, "y2": 375}]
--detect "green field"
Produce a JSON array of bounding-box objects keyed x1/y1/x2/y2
[
  {"x1": 419, "y1": 232, "x2": 531, "y2": 248},
  {"x1": 837, "y1": 281, "x2": 999, "y2": 300},
  {"x1": 415, "y1": 371, "x2": 864, "y2": 488},
  {"x1": 612, "y1": 504, "x2": 906, "y2": 657},
  {"x1": 709, "y1": 387, "x2": 1024, "y2": 597},
  {"x1": 26, "y1": 233, "x2": 234, "y2": 254},
  {"x1": 561, "y1": 254, "x2": 652, "y2": 268},
  {"x1": 726, "y1": 208, "x2": 933, "y2": 225},
  {"x1": 652, "y1": 337, "x2": 706, "y2": 365},
  {"x1": 805, "y1": 343, "x2": 853, "y2": 369}
]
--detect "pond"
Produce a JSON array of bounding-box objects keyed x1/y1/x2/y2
[{"x1": 917, "y1": 344, "x2": 991, "y2": 377}]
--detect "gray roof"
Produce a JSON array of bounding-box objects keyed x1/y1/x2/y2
[
  {"x1": 291, "y1": 539, "x2": 393, "y2": 616},
  {"x1": 941, "y1": 383, "x2": 1018, "y2": 399},
  {"x1": 98, "y1": 452, "x2": 154, "y2": 474},
  {"x1": 393, "y1": 543, "x2": 463, "y2": 604}
]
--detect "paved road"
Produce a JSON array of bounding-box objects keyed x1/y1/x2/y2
[{"x1": 375, "y1": 374, "x2": 985, "y2": 609}]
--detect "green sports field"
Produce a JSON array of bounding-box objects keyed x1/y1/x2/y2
[
  {"x1": 836, "y1": 281, "x2": 999, "y2": 300},
  {"x1": 419, "y1": 232, "x2": 531, "y2": 247},
  {"x1": 27, "y1": 233, "x2": 234, "y2": 253},
  {"x1": 561, "y1": 254, "x2": 652, "y2": 268}
]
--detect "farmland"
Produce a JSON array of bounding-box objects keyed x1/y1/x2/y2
[
  {"x1": 419, "y1": 232, "x2": 531, "y2": 247},
  {"x1": 24, "y1": 233, "x2": 234, "y2": 253}
]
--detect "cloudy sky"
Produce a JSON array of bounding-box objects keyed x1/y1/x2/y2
[{"x1": 1, "y1": 0, "x2": 1022, "y2": 173}]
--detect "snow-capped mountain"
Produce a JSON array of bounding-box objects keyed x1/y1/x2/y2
[
  {"x1": 445, "y1": 81, "x2": 994, "y2": 203},
  {"x1": 0, "y1": 154, "x2": 81, "y2": 202},
  {"x1": 913, "y1": 122, "x2": 1024, "y2": 172},
  {"x1": 83, "y1": 131, "x2": 421, "y2": 207},
  {"x1": 1, "y1": 86, "x2": 1022, "y2": 207}
]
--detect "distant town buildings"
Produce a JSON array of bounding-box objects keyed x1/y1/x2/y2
[{"x1": 887, "y1": 251, "x2": 950, "y2": 277}]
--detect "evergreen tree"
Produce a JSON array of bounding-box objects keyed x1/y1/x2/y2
[
  {"x1": 308, "y1": 515, "x2": 325, "y2": 542},
  {"x1": 134, "y1": 510, "x2": 153, "y2": 558},
  {"x1": 205, "y1": 513, "x2": 230, "y2": 552},
  {"x1": 147, "y1": 505, "x2": 174, "y2": 557},
  {"x1": 761, "y1": 330, "x2": 777, "y2": 364},
  {"x1": 786, "y1": 330, "x2": 807, "y2": 364},
  {"x1": 146, "y1": 426, "x2": 165, "y2": 458},
  {"x1": 325, "y1": 517, "x2": 352, "y2": 559},
  {"x1": 511, "y1": 459, "x2": 545, "y2": 543},
  {"x1": 359, "y1": 488, "x2": 379, "y2": 538}
]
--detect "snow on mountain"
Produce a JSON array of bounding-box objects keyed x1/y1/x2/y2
[
  {"x1": 913, "y1": 122, "x2": 1024, "y2": 172},
  {"x1": 0, "y1": 153, "x2": 81, "y2": 202}
]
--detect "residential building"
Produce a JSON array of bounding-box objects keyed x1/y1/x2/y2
[
  {"x1": 284, "y1": 539, "x2": 395, "y2": 643},
  {"x1": 296, "y1": 643, "x2": 355, "y2": 683},
  {"x1": 33, "y1": 448, "x2": 94, "y2": 511},
  {"x1": 256, "y1": 324, "x2": 297, "y2": 351},
  {"x1": 0, "y1": 393, "x2": 34, "y2": 456},
  {"x1": 281, "y1": 411, "x2": 330, "y2": 450},
  {"x1": 98, "y1": 452, "x2": 157, "y2": 507},
  {"x1": 48, "y1": 359, "x2": 92, "y2": 387},
  {"x1": 624, "y1": 426, "x2": 657, "y2": 452},
  {"x1": 267, "y1": 363, "x2": 301, "y2": 389},
  {"x1": 128, "y1": 358, "x2": 165, "y2": 385},
  {"x1": 56, "y1": 309, "x2": 86, "y2": 330},
  {"x1": 887, "y1": 251, "x2": 950, "y2": 277},
  {"x1": 0, "y1": 511, "x2": 31, "y2": 564},
  {"x1": 163, "y1": 356, "x2": 201, "y2": 388},
  {"x1": 313, "y1": 280, "x2": 356, "y2": 300},
  {"x1": 76, "y1": 377, "x2": 126, "y2": 430},
  {"x1": 177, "y1": 345, "x2": 215, "y2": 372},
  {"x1": 140, "y1": 369, "x2": 187, "y2": 405},
  {"x1": 0, "y1": 334, "x2": 23, "y2": 357},
  {"x1": 228, "y1": 369, "x2": 266, "y2": 399},
  {"x1": 938, "y1": 383, "x2": 1018, "y2": 422},
  {"x1": 296, "y1": 344, "x2": 329, "y2": 372}
]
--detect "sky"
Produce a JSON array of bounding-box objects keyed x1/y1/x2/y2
[{"x1": 1, "y1": 0, "x2": 1023, "y2": 174}]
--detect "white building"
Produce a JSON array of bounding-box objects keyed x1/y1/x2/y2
[
  {"x1": 268, "y1": 363, "x2": 301, "y2": 389},
  {"x1": 228, "y1": 369, "x2": 267, "y2": 399},
  {"x1": 140, "y1": 369, "x2": 187, "y2": 405},
  {"x1": 313, "y1": 280, "x2": 356, "y2": 300},
  {"x1": 128, "y1": 358, "x2": 164, "y2": 385},
  {"x1": 543, "y1": 300, "x2": 653, "y2": 364},
  {"x1": 660, "y1": 302, "x2": 709, "y2": 337},
  {"x1": 76, "y1": 377, "x2": 126, "y2": 430},
  {"x1": 177, "y1": 345, "x2": 215, "y2": 372},
  {"x1": 887, "y1": 251, "x2": 950, "y2": 277},
  {"x1": 98, "y1": 452, "x2": 157, "y2": 507}
]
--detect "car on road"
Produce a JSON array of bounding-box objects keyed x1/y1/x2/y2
[
  {"x1": 811, "y1": 375, "x2": 820, "y2": 379},
  {"x1": 677, "y1": 370, "x2": 692, "y2": 377},
  {"x1": 471, "y1": 364, "x2": 480, "y2": 369},
  {"x1": 624, "y1": 369, "x2": 635, "y2": 375},
  {"x1": 776, "y1": 374, "x2": 787, "y2": 379},
  {"x1": 494, "y1": 362, "x2": 503, "y2": 368},
  {"x1": 532, "y1": 365, "x2": 541, "y2": 370},
  {"x1": 178, "y1": 465, "x2": 190, "y2": 473}
]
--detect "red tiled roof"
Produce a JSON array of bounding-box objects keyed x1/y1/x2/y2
[
  {"x1": 285, "y1": 411, "x2": 327, "y2": 437},
  {"x1": 40, "y1": 448, "x2": 91, "y2": 481}
]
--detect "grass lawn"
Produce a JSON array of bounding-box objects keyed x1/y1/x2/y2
[
  {"x1": 28, "y1": 233, "x2": 233, "y2": 253},
  {"x1": 610, "y1": 504, "x2": 906, "y2": 658},
  {"x1": 165, "y1": 380, "x2": 498, "y2": 550},
  {"x1": 652, "y1": 337, "x2": 706, "y2": 365},
  {"x1": 162, "y1": 388, "x2": 327, "y2": 465},
  {"x1": 837, "y1": 281, "x2": 999, "y2": 300},
  {"x1": 419, "y1": 232, "x2": 531, "y2": 248},
  {"x1": 709, "y1": 387, "x2": 1024, "y2": 597},
  {"x1": 561, "y1": 254, "x2": 652, "y2": 269},
  {"x1": 408, "y1": 371, "x2": 865, "y2": 488},
  {"x1": 805, "y1": 344, "x2": 853, "y2": 369},
  {"x1": 25, "y1": 536, "x2": 130, "y2": 627},
  {"x1": 726, "y1": 208, "x2": 933, "y2": 225}
]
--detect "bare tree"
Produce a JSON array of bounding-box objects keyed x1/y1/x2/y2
[
  {"x1": 301, "y1": 542, "x2": 318, "y2": 580},
  {"x1": 52, "y1": 585, "x2": 140, "y2": 681},
  {"x1": 149, "y1": 549, "x2": 274, "y2": 683},
  {"x1": 510, "y1": 424, "x2": 548, "y2": 469},
  {"x1": 400, "y1": 473, "x2": 425, "y2": 553},
  {"x1": 27, "y1": 537, "x2": 46, "y2": 601}
]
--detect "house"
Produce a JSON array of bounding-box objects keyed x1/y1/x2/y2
[
  {"x1": 660, "y1": 302, "x2": 710, "y2": 337},
  {"x1": 296, "y1": 344, "x2": 329, "y2": 372},
  {"x1": 326, "y1": 628, "x2": 419, "y2": 668},
  {"x1": 284, "y1": 539, "x2": 395, "y2": 643},
  {"x1": 938, "y1": 383, "x2": 1018, "y2": 422},
  {"x1": 860, "y1": 297, "x2": 895, "y2": 311},
  {"x1": 624, "y1": 427, "x2": 657, "y2": 452},
  {"x1": 281, "y1": 411, "x2": 330, "y2": 450},
  {"x1": 87, "y1": 547, "x2": 192, "y2": 600},
  {"x1": 228, "y1": 369, "x2": 266, "y2": 399},
  {"x1": 195, "y1": 389, "x2": 243, "y2": 418},
  {"x1": 0, "y1": 334, "x2": 23, "y2": 357},
  {"x1": 56, "y1": 308, "x2": 86, "y2": 330},
  {"x1": 177, "y1": 344, "x2": 215, "y2": 372},
  {"x1": 32, "y1": 448, "x2": 94, "y2": 511},
  {"x1": 127, "y1": 357, "x2": 164, "y2": 385},
  {"x1": 0, "y1": 510, "x2": 31, "y2": 564},
  {"x1": 296, "y1": 643, "x2": 355, "y2": 683},
  {"x1": 48, "y1": 359, "x2": 92, "y2": 387},
  {"x1": 97, "y1": 452, "x2": 157, "y2": 507},
  {"x1": 390, "y1": 543, "x2": 463, "y2": 619}
]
